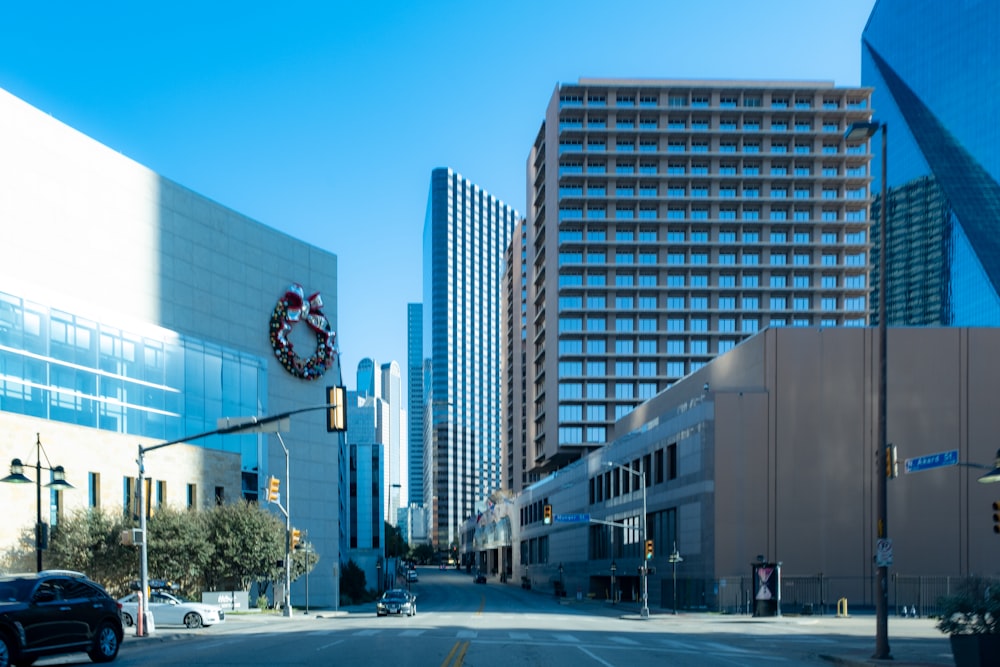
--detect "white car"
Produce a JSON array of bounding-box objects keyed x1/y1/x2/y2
[{"x1": 118, "y1": 590, "x2": 225, "y2": 628}]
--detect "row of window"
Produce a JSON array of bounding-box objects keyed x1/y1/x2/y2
[
  {"x1": 559, "y1": 142, "x2": 867, "y2": 156},
  {"x1": 559, "y1": 163, "x2": 863, "y2": 178},
  {"x1": 559, "y1": 93, "x2": 867, "y2": 109},
  {"x1": 558, "y1": 251, "x2": 867, "y2": 267},
  {"x1": 557, "y1": 272, "x2": 865, "y2": 289},
  {"x1": 560, "y1": 118, "x2": 852, "y2": 132},
  {"x1": 557, "y1": 208, "x2": 867, "y2": 222},
  {"x1": 558, "y1": 160, "x2": 864, "y2": 177},
  {"x1": 558, "y1": 229, "x2": 868, "y2": 244},
  {"x1": 557, "y1": 292, "x2": 867, "y2": 316}
]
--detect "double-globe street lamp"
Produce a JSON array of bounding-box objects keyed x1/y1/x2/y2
[
  {"x1": 1, "y1": 433, "x2": 74, "y2": 572},
  {"x1": 606, "y1": 461, "x2": 649, "y2": 619}
]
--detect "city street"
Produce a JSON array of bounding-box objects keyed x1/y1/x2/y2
[{"x1": 34, "y1": 566, "x2": 954, "y2": 667}]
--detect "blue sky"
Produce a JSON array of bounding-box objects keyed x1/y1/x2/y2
[{"x1": 0, "y1": 0, "x2": 875, "y2": 393}]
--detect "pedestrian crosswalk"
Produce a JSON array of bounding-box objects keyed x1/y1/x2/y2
[{"x1": 318, "y1": 628, "x2": 755, "y2": 654}]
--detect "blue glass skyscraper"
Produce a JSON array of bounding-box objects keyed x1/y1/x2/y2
[
  {"x1": 422, "y1": 168, "x2": 518, "y2": 548},
  {"x1": 863, "y1": 0, "x2": 1000, "y2": 324}
]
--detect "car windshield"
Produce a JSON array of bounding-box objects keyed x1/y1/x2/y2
[{"x1": 383, "y1": 591, "x2": 408, "y2": 601}]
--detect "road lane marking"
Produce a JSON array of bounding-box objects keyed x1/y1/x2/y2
[
  {"x1": 508, "y1": 632, "x2": 532, "y2": 640},
  {"x1": 400, "y1": 629, "x2": 425, "y2": 636},
  {"x1": 609, "y1": 636, "x2": 640, "y2": 645},
  {"x1": 456, "y1": 630, "x2": 477, "y2": 638},
  {"x1": 553, "y1": 633, "x2": 580, "y2": 642},
  {"x1": 316, "y1": 639, "x2": 343, "y2": 651},
  {"x1": 576, "y1": 645, "x2": 615, "y2": 667},
  {"x1": 353, "y1": 629, "x2": 381, "y2": 636},
  {"x1": 441, "y1": 640, "x2": 470, "y2": 667}
]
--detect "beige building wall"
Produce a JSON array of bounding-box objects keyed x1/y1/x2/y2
[
  {"x1": 508, "y1": 327, "x2": 1000, "y2": 610},
  {"x1": 0, "y1": 412, "x2": 241, "y2": 563}
]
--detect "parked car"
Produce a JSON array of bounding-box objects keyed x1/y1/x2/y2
[
  {"x1": 0, "y1": 570, "x2": 123, "y2": 665},
  {"x1": 474, "y1": 571, "x2": 487, "y2": 584},
  {"x1": 118, "y1": 590, "x2": 224, "y2": 628},
  {"x1": 406, "y1": 569, "x2": 418, "y2": 583},
  {"x1": 376, "y1": 589, "x2": 416, "y2": 617}
]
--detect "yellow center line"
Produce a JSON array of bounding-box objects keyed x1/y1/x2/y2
[
  {"x1": 441, "y1": 640, "x2": 470, "y2": 667},
  {"x1": 477, "y1": 595, "x2": 486, "y2": 615}
]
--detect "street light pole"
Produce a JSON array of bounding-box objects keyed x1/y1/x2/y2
[
  {"x1": 845, "y1": 119, "x2": 890, "y2": 660},
  {"x1": 607, "y1": 461, "x2": 649, "y2": 618},
  {"x1": 1, "y1": 433, "x2": 74, "y2": 572},
  {"x1": 134, "y1": 402, "x2": 343, "y2": 635}
]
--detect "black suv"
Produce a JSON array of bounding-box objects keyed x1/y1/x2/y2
[{"x1": 0, "y1": 570, "x2": 123, "y2": 667}]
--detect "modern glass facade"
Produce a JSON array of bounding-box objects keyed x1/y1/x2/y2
[
  {"x1": 862, "y1": 0, "x2": 1000, "y2": 325},
  {"x1": 422, "y1": 168, "x2": 518, "y2": 547},
  {"x1": 406, "y1": 302, "x2": 424, "y2": 506},
  {"x1": 0, "y1": 289, "x2": 266, "y2": 485}
]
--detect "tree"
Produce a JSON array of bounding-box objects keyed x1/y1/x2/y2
[
  {"x1": 411, "y1": 543, "x2": 435, "y2": 565},
  {"x1": 339, "y1": 558, "x2": 368, "y2": 605},
  {"x1": 146, "y1": 506, "x2": 212, "y2": 599},
  {"x1": 384, "y1": 522, "x2": 407, "y2": 558},
  {"x1": 202, "y1": 500, "x2": 284, "y2": 592},
  {"x1": 46, "y1": 508, "x2": 134, "y2": 596}
]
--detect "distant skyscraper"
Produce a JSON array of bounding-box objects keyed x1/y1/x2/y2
[
  {"x1": 423, "y1": 167, "x2": 518, "y2": 547},
  {"x1": 517, "y1": 79, "x2": 873, "y2": 480},
  {"x1": 345, "y1": 390, "x2": 384, "y2": 566},
  {"x1": 381, "y1": 360, "x2": 405, "y2": 522},
  {"x1": 407, "y1": 302, "x2": 424, "y2": 506},
  {"x1": 356, "y1": 357, "x2": 379, "y2": 398},
  {"x1": 862, "y1": 0, "x2": 1000, "y2": 325}
]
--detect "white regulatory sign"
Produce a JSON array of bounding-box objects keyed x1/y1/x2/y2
[{"x1": 875, "y1": 538, "x2": 893, "y2": 567}]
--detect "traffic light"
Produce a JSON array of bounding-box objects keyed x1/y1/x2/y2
[
  {"x1": 267, "y1": 476, "x2": 280, "y2": 503},
  {"x1": 326, "y1": 385, "x2": 347, "y2": 432},
  {"x1": 291, "y1": 528, "x2": 301, "y2": 549},
  {"x1": 886, "y1": 444, "x2": 898, "y2": 479},
  {"x1": 993, "y1": 502, "x2": 1000, "y2": 535},
  {"x1": 645, "y1": 539, "x2": 654, "y2": 560},
  {"x1": 543, "y1": 504, "x2": 552, "y2": 525}
]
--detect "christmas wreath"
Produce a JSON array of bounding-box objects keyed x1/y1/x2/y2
[{"x1": 269, "y1": 283, "x2": 336, "y2": 380}]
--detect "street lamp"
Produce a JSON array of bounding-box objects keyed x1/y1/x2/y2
[
  {"x1": 1, "y1": 433, "x2": 74, "y2": 572},
  {"x1": 975, "y1": 450, "x2": 1000, "y2": 483},
  {"x1": 606, "y1": 461, "x2": 649, "y2": 619},
  {"x1": 668, "y1": 543, "x2": 683, "y2": 615},
  {"x1": 845, "y1": 119, "x2": 890, "y2": 661}
]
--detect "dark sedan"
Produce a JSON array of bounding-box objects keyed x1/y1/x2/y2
[
  {"x1": 376, "y1": 589, "x2": 416, "y2": 617},
  {"x1": 0, "y1": 570, "x2": 123, "y2": 666}
]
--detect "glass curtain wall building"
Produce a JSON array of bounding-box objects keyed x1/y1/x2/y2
[
  {"x1": 406, "y1": 302, "x2": 424, "y2": 507},
  {"x1": 522, "y1": 79, "x2": 873, "y2": 477},
  {"x1": 862, "y1": 0, "x2": 1000, "y2": 325},
  {"x1": 423, "y1": 168, "x2": 518, "y2": 548}
]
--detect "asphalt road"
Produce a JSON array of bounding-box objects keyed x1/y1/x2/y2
[{"x1": 34, "y1": 566, "x2": 956, "y2": 667}]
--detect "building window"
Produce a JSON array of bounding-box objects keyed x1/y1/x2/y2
[{"x1": 187, "y1": 484, "x2": 197, "y2": 509}]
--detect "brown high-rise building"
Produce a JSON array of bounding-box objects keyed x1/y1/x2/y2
[{"x1": 508, "y1": 79, "x2": 874, "y2": 488}]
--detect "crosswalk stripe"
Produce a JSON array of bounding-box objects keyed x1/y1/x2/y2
[
  {"x1": 552, "y1": 633, "x2": 579, "y2": 642},
  {"x1": 609, "y1": 636, "x2": 640, "y2": 645}
]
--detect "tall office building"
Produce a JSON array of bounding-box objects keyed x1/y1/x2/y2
[
  {"x1": 423, "y1": 168, "x2": 518, "y2": 548},
  {"x1": 862, "y1": 0, "x2": 1000, "y2": 325},
  {"x1": 406, "y1": 302, "x2": 424, "y2": 506},
  {"x1": 349, "y1": 359, "x2": 405, "y2": 524},
  {"x1": 521, "y1": 79, "x2": 873, "y2": 477},
  {"x1": 381, "y1": 360, "x2": 406, "y2": 522},
  {"x1": 502, "y1": 220, "x2": 535, "y2": 491}
]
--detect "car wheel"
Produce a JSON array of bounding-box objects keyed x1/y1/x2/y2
[
  {"x1": 184, "y1": 612, "x2": 204, "y2": 629},
  {"x1": 87, "y1": 621, "x2": 120, "y2": 663},
  {"x1": 121, "y1": 612, "x2": 134, "y2": 628}
]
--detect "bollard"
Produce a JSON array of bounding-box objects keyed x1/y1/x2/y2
[{"x1": 836, "y1": 597, "x2": 849, "y2": 617}]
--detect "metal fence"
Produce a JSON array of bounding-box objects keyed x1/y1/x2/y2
[{"x1": 661, "y1": 573, "x2": 1000, "y2": 617}]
